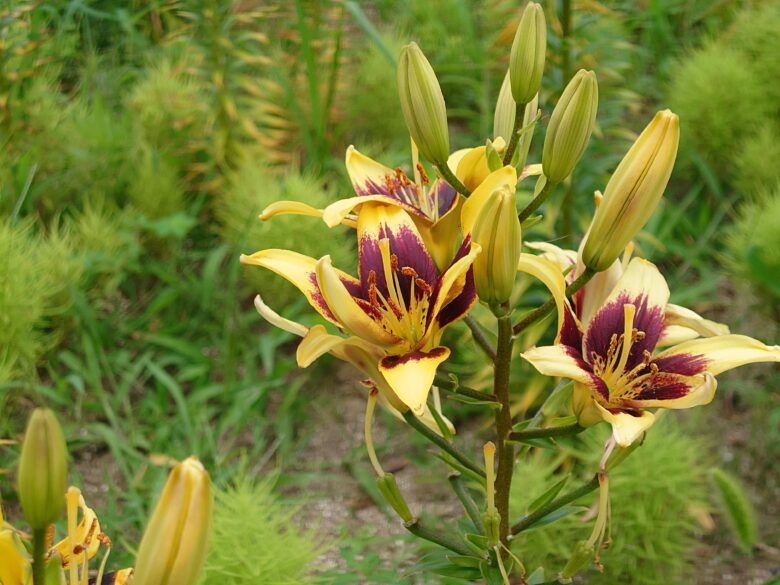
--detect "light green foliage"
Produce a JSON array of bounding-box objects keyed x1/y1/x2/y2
[
  {"x1": 199, "y1": 477, "x2": 326, "y2": 585},
  {"x1": 128, "y1": 147, "x2": 187, "y2": 219},
  {"x1": 726, "y1": 183, "x2": 780, "y2": 300},
  {"x1": 0, "y1": 220, "x2": 81, "y2": 382},
  {"x1": 668, "y1": 43, "x2": 768, "y2": 176},
  {"x1": 710, "y1": 468, "x2": 757, "y2": 553},
  {"x1": 733, "y1": 125, "x2": 780, "y2": 199},
  {"x1": 217, "y1": 163, "x2": 355, "y2": 306},
  {"x1": 510, "y1": 422, "x2": 708, "y2": 584}
]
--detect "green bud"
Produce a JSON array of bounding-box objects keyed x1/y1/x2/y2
[
  {"x1": 509, "y1": 2, "x2": 547, "y2": 105},
  {"x1": 397, "y1": 42, "x2": 450, "y2": 166},
  {"x1": 493, "y1": 71, "x2": 515, "y2": 142},
  {"x1": 561, "y1": 540, "x2": 594, "y2": 579},
  {"x1": 133, "y1": 457, "x2": 213, "y2": 585},
  {"x1": 582, "y1": 109, "x2": 679, "y2": 271},
  {"x1": 481, "y1": 510, "x2": 501, "y2": 547},
  {"x1": 17, "y1": 408, "x2": 68, "y2": 530},
  {"x1": 542, "y1": 69, "x2": 598, "y2": 183},
  {"x1": 376, "y1": 473, "x2": 414, "y2": 523},
  {"x1": 515, "y1": 93, "x2": 539, "y2": 170},
  {"x1": 470, "y1": 187, "x2": 522, "y2": 304}
]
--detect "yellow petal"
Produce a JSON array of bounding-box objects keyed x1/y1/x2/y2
[
  {"x1": 379, "y1": 347, "x2": 451, "y2": 415},
  {"x1": 578, "y1": 258, "x2": 623, "y2": 328},
  {"x1": 522, "y1": 345, "x2": 594, "y2": 385},
  {"x1": 594, "y1": 403, "x2": 656, "y2": 447},
  {"x1": 345, "y1": 144, "x2": 396, "y2": 191},
  {"x1": 315, "y1": 255, "x2": 400, "y2": 347},
  {"x1": 655, "y1": 334, "x2": 780, "y2": 376},
  {"x1": 52, "y1": 492, "x2": 102, "y2": 567},
  {"x1": 455, "y1": 146, "x2": 490, "y2": 192},
  {"x1": 0, "y1": 530, "x2": 26, "y2": 585},
  {"x1": 524, "y1": 241, "x2": 577, "y2": 272},
  {"x1": 240, "y1": 249, "x2": 353, "y2": 327},
  {"x1": 412, "y1": 194, "x2": 464, "y2": 270},
  {"x1": 260, "y1": 200, "x2": 324, "y2": 221},
  {"x1": 379, "y1": 393, "x2": 456, "y2": 437},
  {"x1": 600, "y1": 257, "x2": 669, "y2": 316},
  {"x1": 322, "y1": 195, "x2": 401, "y2": 228},
  {"x1": 659, "y1": 303, "x2": 730, "y2": 345},
  {"x1": 461, "y1": 165, "x2": 518, "y2": 235},
  {"x1": 253, "y1": 295, "x2": 308, "y2": 337},
  {"x1": 427, "y1": 241, "x2": 481, "y2": 337},
  {"x1": 517, "y1": 252, "x2": 574, "y2": 341}
]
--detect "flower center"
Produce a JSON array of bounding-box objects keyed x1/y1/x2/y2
[
  {"x1": 366, "y1": 238, "x2": 433, "y2": 350},
  {"x1": 381, "y1": 164, "x2": 439, "y2": 221},
  {"x1": 588, "y1": 303, "x2": 658, "y2": 404}
]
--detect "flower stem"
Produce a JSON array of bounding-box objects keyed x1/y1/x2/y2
[
  {"x1": 518, "y1": 179, "x2": 556, "y2": 223},
  {"x1": 493, "y1": 311, "x2": 515, "y2": 545},
  {"x1": 32, "y1": 527, "x2": 46, "y2": 585},
  {"x1": 402, "y1": 411, "x2": 486, "y2": 479},
  {"x1": 465, "y1": 314, "x2": 497, "y2": 360},
  {"x1": 510, "y1": 474, "x2": 600, "y2": 535},
  {"x1": 436, "y1": 162, "x2": 471, "y2": 197},
  {"x1": 449, "y1": 473, "x2": 485, "y2": 533},
  {"x1": 512, "y1": 267, "x2": 596, "y2": 335},
  {"x1": 405, "y1": 517, "x2": 474, "y2": 556},
  {"x1": 502, "y1": 102, "x2": 526, "y2": 165},
  {"x1": 434, "y1": 372, "x2": 498, "y2": 403},
  {"x1": 508, "y1": 422, "x2": 583, "y2": 442}
]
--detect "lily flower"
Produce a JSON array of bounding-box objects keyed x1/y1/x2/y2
[
  {"x1": 522, "y1": 257, "x2": 780, "y2": 446},
  {"x1": 262, "y1": 145, "x2": 462, "y2": 268},
  {"x1": 241, "y1": 203, "x2": 480, "y2": 415}
]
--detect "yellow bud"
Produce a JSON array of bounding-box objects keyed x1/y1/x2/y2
[
  {"x1": 397, "y1": 42, "x2": 450, "y2": 166},
  {"x1": 509, "y1": 2, "x2": 546, "y2": 105},
  {"x1": 582, "y1": 109, "x2": 679, "y2": 271},
  {"x1": 17, "y1": 408, "x2": 68, "y2": 530},
  {"x1": 493, "y1": 71, "x2": 515, "y2": 142},
  {"x1": 542, "y1": 69, "x2": 598, "y2": 183},
  {"x1": 469, "y1": 187, "x2": 522, "y2": 304},
  {"x1": 132, "y1": 457, "x2": 213, "y2": 585}
]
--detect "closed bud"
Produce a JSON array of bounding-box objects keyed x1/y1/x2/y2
[
  {"x1": 509, "y1": 2, "x2": 546, "y2": 105},
  {"x1": 132, "y1": 457, "x2": 213, "y2": 585},
  {"x1": 582, "y1": 109, "x2": 679, "y2": 271},
  {"x1": 561, "y1": 540, "x2": 594, "y2": 578},
  {"x1": 493, "y1": 71, "x2": 515, "y2": 142},
  {"x1": 542, "y1": 69, "x2": 598, "y2": 183},
  {"x1": 376, "y1": 473, "x2": 414, "y2": 523},
  {"x1": 397, "y1": 42, "x2": 450, "y2": 166},
  {"x1": 17, "y1": 408, "x2": 68, "y2": 530}
]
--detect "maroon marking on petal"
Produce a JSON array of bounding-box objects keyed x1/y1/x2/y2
[
  {"x1": 358, "y1": 234, "x2": 387, "y2": 299},
  {"x1": 428, "y1": 179, "x2": 458, "y2": 218},
  {"x1": 436, "y1": 266, "x2": 477, "y2": 329},
  {"x1": 584, "y1": 292, "x2": 664, "y2": 370},
  {"x1": 633, "y1": 372, "x2": 692, "y2": 401},
  {"x1": 607, "y1": 407, "x2": 643, "y2": 417},
  {"x1": 560, "y1": 305, "x2": 583, "y2": 349},
  {"x1": 652, "y1": 353, "x2": 709, "y2": 377},
  {"x1": 429, "y1": 236, "x2": 473, "y2": 323},
  {"x1": 307, "y1": 272, "x2": 338, "y2": 323},
  {"x1": 356, "y1": 175, "x2": 426, "y2": 215},
  {"x1": 380, "y1": 346, "x2": 449, "y2": 369}
]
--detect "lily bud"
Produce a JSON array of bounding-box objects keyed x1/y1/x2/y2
[
  {"x1": 561, "y1": 540, "x2": 595, "y2": 578},
  {"x1": 397, "y1": 42, "x2": 450, "y2": 167},
  {"x1": 582, "y1": 109, "x2": 680, "y2": 271},
  {"x1": 493, "y1": 71, "x2": 515, "y2": 142},
  {"x1": 542, "y1": 69, "x2": 598, "y2": 183},
  {"x1": 376, "y1": 473, "x2": 414, "y2": 523},
  {"x1": 133, "y1": 457, "x2": 213, "y2": 585},
  {"x1": 17, "y1": 408, "x2": 68, "y2": 530},
  {"x1": 472, "y1": 189, "x2": 521, "y2": 304},
  {"x1": 509, "y1": 2, "x2": 546, "y2": 105}
]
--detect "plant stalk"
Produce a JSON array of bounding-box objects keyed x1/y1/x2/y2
[
  {"x1": 508, "y1": 422, "x2": 583, "y2": 442},
  {"x1": 405, "y1": 518, "x2": 474, "y2": 556},
  {"x1": 518, "y1": 179, "x2": 556, "y2": 224},
  {"x1": 434, "y1": 373, "x2": 498, "y2": 403},
  {"x1": 32, "y1": 527, "x2": 46, "y2": 585},
  {"x1": 493, "y1": 310, "x2": 515, "y2": 544},
  {"x1": 465, "y1": 314, "x2": 497, "y2": 360},
  {"x1": 402, "y1": 411, "x2": 486, "y2": 479},
  {"x1": 436, "y1": 162, "x2": 471, "y2": 197},
  {"x1": 512, "y1": 267, "x2": 596, "y2": 335},
  {"x1": 510, "y1": 474, "x2": 599, "y2": 535},
  {"x1": 502, "y1": 102, "x2": 526, "y2": 165}
]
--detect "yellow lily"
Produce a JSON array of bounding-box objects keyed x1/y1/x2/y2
[
  {"x1": 521, "y1": 256, "x2": 780, "y2": 446},
  {"x1": 242, "y1": 203, "x2": 480, "y2": 415}
]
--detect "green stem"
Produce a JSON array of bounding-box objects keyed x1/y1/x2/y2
[
  {"x1": 493, "y1": 311, "x2": 515, "y2": 545},
  {"x1": 508, "y1": 423, "x2": 583, "y2": 442},
  {"x1": 449, "y1": 473, "x2": 485, "y2": 533},
  {"x1": 402, "y1": 411, "x2": 486, "y2": 479},
  {"x1": 512, "y1": 266, "x2": 596, "y2": 335},
  {"x1": 465, "y1": 314, "x2": 497, "y2": 360},
  {"x1": 32, "y1": 527, "x2": 46, "y2": 585},
  {"x1": 502, "y1": 102, "x2": 526, "y2": 165},
  {"x1": 518, "y1": 180, "x2": 556, "y2": 224},
  {"x1": 434, "y1": 373, "x2": 498, "y2": 403},
  {"x1": 510, "y1": 475, "x2": 599, "y2": 535},
  {"x1": 405, "y1": 518, "x2": 474, "y2": 556},
  {"x1": 436, "y1": 162, "x2": 471, "y2": 197}
]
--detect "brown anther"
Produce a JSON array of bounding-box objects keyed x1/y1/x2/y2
[
  {"x1": 386, "y1": 297, "x2": 403, "y2": 318},
  {"x1": 97, "y1": 532, "x2": 112, "y2": 547},
  {"x1": 415, "y1": 278, "x2": 433, "y2": 296},
  {"x1": 633, "y1": 329, "x2": 646, "y2": 341},
  {"x1": 390, "y1": 254, "x2": 399, "y2": 272},
  {"x1": 73, "y1": 544, "x2": 85, "y2": 555},
  {"x1": 642, "y1": 350, "x2": 652, "y2": 364},
  {"x1": 401, "y1": 266, "x2": 418, "y2": 278},
  {"x1": 45, "y1": 524, "x2": 55, "y2": 549},
  {"x1": 650, "y1": 363, "x2": 659, "y2": 374},
  {"x1": 384, "y1": 173, "x2": 395, "y2": 194},
  {"x1": 416, "y1": 163, "x2": 429, "y2": 185}
]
